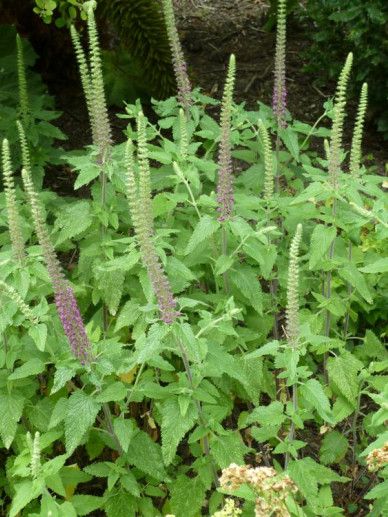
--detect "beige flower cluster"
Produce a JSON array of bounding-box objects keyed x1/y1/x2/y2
[
  {"x1": 212, "y1": 498, "x2": 242, "y2": 517},
  {"x1": 366, "y1": 443, "x2": 388, "y2": 472},
  {"x1": 219, "y1": 464, "x2": 298, "y2": 517}
]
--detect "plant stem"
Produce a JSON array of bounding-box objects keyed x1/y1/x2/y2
[
  {"x1": 285, "y1": 383, "x2": 298, "y2": 468},
  {"x1": 221, "y1": 225, "x2": 230, "y2": 294},
  {"x1": 102, "y1": 402, "x2": 124, "y2": 455},
  {"x1": 175, "y1": 335, "x2": 218, "y2": 487},
  {"x1": 343, "y1": 242, "x2": 353, "y2": 340},
  {"x1": 275, "y1": 134, "x2": 281, "y2": 193},
  {"x1": 324, "y1": 198, "x2": 337, "y2": 382}
]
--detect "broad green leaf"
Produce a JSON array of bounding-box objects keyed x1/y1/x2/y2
[
  {"x1": 160, "y1": 397, "x2": 198, "y2": 465},
  {"x1": 51, "y1": 367, "x2": 75, "y2": 395},
  {"x1": 364, "y1": 479, "x2": 388, "y2": 500},
  {"x1": 8, "y1": 358, "x2": 45, "y2": 380},
  {"x1": 170, "y1": 475, "x2": 207, "y2": 517},
  {"x1": 279, "y1": 126, "x2": 299, "y2": 161},
  {"x1": 0, "y1": 393, "x2": 25, "y2": 448},
  {"x1": 28, "y1": 323, "x2": 47, "y2": 352},
  {"x1": 185, "y1": 216, "x2": 220, "y2": 255},
  {"x1": 319, "y1": 431, "x2": 348, "y2": 465},
  {"x1": 127, "y1": 430, "x2": 167, "y2": 480},
  {"x1": 105, "y1": 489, "x2": 137, "y2": 517},
  {"x1": 71, "y1": 495, "x2": 104, "y2": 516},
  {"x1": 214, "y1": 255, "x2": 234, "y2": 276},
  {"x1": 96, "y1": 382, "x2": 128, "y2": 403},
  {"x1": 210, "y1": 431, "x2": 251, "y2": 468},
  {"x1": 339, "y1": 265, "x2": 373, "y2": 304},
  {"x1": 246, "y1": 401, "x2": 285, "y2": 426},
  {"x1": 244, "y1": 340, "x2": 279, "y2": 360},
  {"x1": 95, "y1": 269, "x2": 124, "y2": 316},
  {"x1": 114, "y1": 300, "x2": 140, "y2": 332},
  {"x1": 65, "y1": 391, "x2": 100, "y2": 454},
  {"x1": 300, "y1": 379, "x2": 334, "y2": 423},
  {"x1": 231, "y1": 266, "x2": 263, "y2": 315},
  {"x1": 309, "y1": 225, "x2": 336, "y2": 270},
  {"x1": 113, "y1": 419, "x2": 136, "y2": 453},
  {"x1": 55, "y1": 201, "x2": 92, "y2": 244},
  {"x1": 359, "y1": 258, "x2": 388, "y2": 274},
  {"x1": 9, "y1": 480, "x2": 43, "y2": 517},
  {"x1": 327, "y1": 354, "x2": 361, "y2": 407}
]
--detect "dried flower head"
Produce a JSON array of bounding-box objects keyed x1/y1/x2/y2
[
  {"x1": 366, "y1": 443, "x2": 388, "y2": 472},
  {"x1": 213, "y1": 498, "x2": 242, "y2": 517}
]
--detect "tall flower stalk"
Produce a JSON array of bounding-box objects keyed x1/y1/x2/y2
[
  {"x1": 324, "y1": 54, "x2": 353, "y2": 375},
  {"x1": 2, "y1": 139, "x2": 25, "y2": 263},
  {"x1": 22, "y1": 167, "x2": 92, "y2": 363},
  {"x1": 16, "y1": 34, "x2": 30, "y2": 128},
  {"x1": 161, "y1": 0, "x2": 192, "y2": 112},
  {"x1": 273, "y1": 0, "x2": 287, "y2": 192},
  {"x1": 285, "y1": 223, "x2": 302, "y2": 467},
  {"x1": 125, "y1": 112, "x2": 179, "y2": 324},
  {"x1": 216, "y1": 54, "x2": 236, "y2": 294},
  {"x1": 70, "y1": 4, "x2": 112, "y2": 207}
]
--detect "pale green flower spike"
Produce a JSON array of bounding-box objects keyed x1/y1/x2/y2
[
  {"x1": 86, "y1": 4, "x2": 112, "y2": 164},
  {"x1": 273, "y1": 0, "x2": 287, "y2": 127},
  {"x1": 217, "y1": 54, "x2": 236, "y2": 222},
  {"x1": 29, "y1": 431, "x2": 41, "y2": 479},
  {"x1": 16, "y1": 121, "x2": 32, "y2": 176},
  {"x1": 349, "y1": 83, "x2": 368, "y2": 176},
  {"x1": 70, "y1": 25, "x2": 96, "y2": 143},
  {"x1": 16, "y1": 34, "x2": 29, "y2": 127},
  {"x1": 258, "y1": 119, "x2": 274, "y2": 201},
  {"x1": 0, "y1": 280, "x2": 38, "y2": 323},
  {"x1": 125, "y1": 113, "x2": 179, "y2": 325},
  {"x1": 1, "y1": 139, "x2": 25, "y2": 263},
  {"x1": 328, "y1": 53, "x2": 353, "y2": 189},
  {"x1": 286, "y1": 223, "x2": 303, "y2": 348},
  {"x1": 179, "y1": 108, "x2": 188, "y2": 161}
]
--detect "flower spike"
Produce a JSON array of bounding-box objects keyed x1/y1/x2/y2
[
  {"x1": 22, "y1": 167, "x2": 92, "y2": 363},
  {"x1": 286, "y1": 224, "x2": 303, "y2": 348},
  {"x1": 1, "y1": 139, "x2": 25, "y2": 263},
  {"x1": 349, "y1": 83, "x2": 368, "y2": 177},
  {"x1": 258, "y1": 119, "x2": 274, "y2": 201},
  {"x1": 216, "y1": 54, "x2": 236, "y2": 222},
  {"x1": 162, "y1": 0, "x2": 192, "y2": 111},
  {"x1": 272, "y1": 0, "x2": 287, "y2": 127},
  {"x1": 125, "y1": 114, "x2": 179, "y2": 325}
]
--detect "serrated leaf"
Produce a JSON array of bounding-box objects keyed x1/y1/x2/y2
[
  {"x1": 359, "y1": 258, "x2": 388, "y2": 274},
  {"x1": 104, "y1": 489, "x2": 137, "y2": 517},
  {"x1": 114, "y1": 300, "x2": 140, "y2": 332},
  {"x1": 127, "y1": 430, "x2": 167, "y2": 480},
  {"x1": 0, "y1": 393, "x2": 24, "y2": 448},
  {"x1": 210, "y1": 431, "x2": 251, "y2": 468},
  {"x1": 28, "y1": 323, "x2": 47, "y2": 352},
  {"x1": 9, "y1": 480, "x2": 43, "y2": 517},
  {"x1": 55, "y1": 201, "x2": 92, "y2": 244},
  {"x1": 279, "y1": 126, "x2": 299, "y2": 161},
  {"x1": 51, "y1": 367, "x2": 75, "y2": 395},
  {"x1": 95, "y1": 269, "x2": 124, "y2": 316},
  {"x1": 71, "y1": 495, "x2": 104, "y2": 516},
  {"x1": 113, "y1": 419, "x2": 136, "y2": 453},
  {"x1": 160, "y1": 397, "x2": 198, "y2": 465},
  {"x1": 65, "y1": 391, "x2": 100, "y2": 454},
  {"x1": 319, "y1": 431, "x2": 348, "y2": 465},
  {"x1": 339, "y1": 265, "x2": 373, "y2": 304},
  {"x1": 309, "y1": 225, "x2": 336, "y2": 269},
  {"x1": 185, "y1": 216, "x2": 220, "y2": 255},
  {"x1": 300, "y1": 379, "x2": 334, "y2": 423},
  {"x1": 327, "y1": 354, "x2": 360, "y2": 407},
  {"x1": 170, "y1": 475, "x2": 207, "y2": 517},
  {"x1": 96, "y1": 382, "x2": 128, "y2": 403},
  {"x1": 8, "y1": 358, "x2": 45, "y2": 380},
  {"x1": 246, "y1": 401, "x2": 285, "y2": 426},
  {"x1": 214, "y1": 255, "x2": 234, "y2": 276},
  {"x1": 231, "y1": 266, "x2": 263, "y2": 315}
]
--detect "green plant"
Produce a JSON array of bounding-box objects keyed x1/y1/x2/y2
[
  {"x1": 302, "y1": 0, "x2": 388, "y2": 138},
  {"x1": 0, "y1": 0, "x2": 387, "y2": 515}
]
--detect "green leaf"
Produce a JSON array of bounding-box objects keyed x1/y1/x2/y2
[
  {"x1": 9, "y1": 480, "x2": 43, "y2": 517},
  {"x1": 327, "y1": 354, "x2": 361, "y2": 407},
  {"x1": 160, "y1": 397, "x2": 198, "y2": 465},
  {"x1": 359, "y1": 258, "x2": 388, "y2": 274},
  {"x1": 127, "y1": 430, "x2": 167, "y2": 480},
  {"x1": 300, "y1": 379, "x2": 334, "y2": 423},
  {"x1": 95, "y1": 269, "x2": 124, "y2": 316},
  {"x1": 8, "y1": 358, "x2": 45, "y2": 380},
  {"x1": 364, "y1": 479, "x2": 388, "y2": 501},
  {"x1": 309, "y1": 225, "x2": 336, "y2": 270},
  {"x1": 246, "y1": 401, "x2": 285, "y2": 426},
  {"x1": 319, "y1": 431, "x2": 348, "y2": 465},
  {"x1": 231, "y1": 266, "x2": 263, "y2": 315},
  {"x1": 279, "y1": 126, "x2": 299, "y2": 161},
  {"x1": 185, "y1": 216, "x2": 220, "y2": 255},
  {"x1": 339, "y1": 265, "x2": 373, "y2": 304},
  {"x1": 55, "y1": 201, "x2": 93, "y2": 244},
  {"x1": 71, "y1": 495, "x2": 104, "y2": 516},
  {"x1": 169, "y1": 475, "x2": 207, "y2": 517},
  {"x1": 114, "y1": 300, "x2": 140, "y2": 332},
  {"x1": 113, "y1": 419, "x2": 136, "y2": 453},
  {"x1": 104, "y1": 489, "x2": 137, "y2": 517},
  {"x1": 28, "y1": 323, "x2": 47, "y2": 352},
  {"x1": 65, "y1": 391, "x2": 100, "y2": 454},
  {"x1": 51, "y1": 367, "x2": 75, "y2": 395},
  {"x1": 210, "y1": 431, "x2": 251, "y2": 468},
  {"x1": 214, "y1": 255, "x2": 234, "y2": 276},
  {"x1": 0, "y1": 393, "x2": 24, "y2": 448},
  {"x1": 96, "y1": 382, "x2": 128, "y2": 403}
]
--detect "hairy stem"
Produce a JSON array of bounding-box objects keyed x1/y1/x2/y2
[{"x1": 221, "y1": 225, "x2": 230, "y2": 294}]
